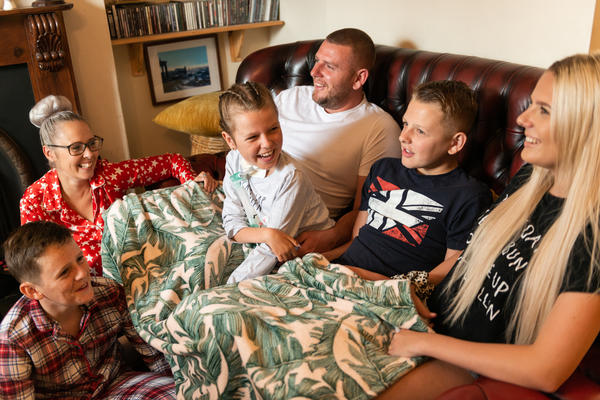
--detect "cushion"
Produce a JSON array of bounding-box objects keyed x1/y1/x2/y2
[{"x1": 152, "y1": 91, "x2": 222, "y2": 136}]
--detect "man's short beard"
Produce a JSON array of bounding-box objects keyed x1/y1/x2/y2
[{"x1": 312, "y1": 91, "x2": 347, "y2": 111}]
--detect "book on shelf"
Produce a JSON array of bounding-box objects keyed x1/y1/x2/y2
[{"x1": 106, "y1": 0, "x2": 280, "y2": 40}]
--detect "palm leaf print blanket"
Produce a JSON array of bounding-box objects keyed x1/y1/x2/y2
[{"x1": 102, "y1": 181, "x2": 428, "y2": 399}]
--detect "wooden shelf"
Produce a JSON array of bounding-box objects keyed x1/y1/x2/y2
[
  {"x1": 0, "y1": 2, "x2": 72, "y2": 16},
  {"x1": 112, "y1": 20, "x2": 283, "y2": 75},
  {"x1": 111, "y1": 20, "x2": 283, "y2": 46}
]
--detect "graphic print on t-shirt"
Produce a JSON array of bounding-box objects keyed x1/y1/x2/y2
[
  {"x1": 475, "y1": 222, "x2": 542, "y2": 322},
  {"x1": 367, "y1": 176, "x2": 443, "y2": 247}
]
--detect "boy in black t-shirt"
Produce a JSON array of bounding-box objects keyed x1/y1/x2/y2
[{"x1": 324, "y1": 80, "x2": 492, "y2": 285}]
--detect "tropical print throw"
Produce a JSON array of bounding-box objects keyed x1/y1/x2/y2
[{"x1": 102, "y1": 181, "x2": 428, "y2": 399}]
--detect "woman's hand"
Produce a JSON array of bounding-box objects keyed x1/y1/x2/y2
[
  {"x1": 388, "y1": 329, "x2": 430, "y2": 358},
  {"x1": 264, "y1": 228, "x2": 300, "y2": 262},
  {"x1": 194, "y1": 171, "x2": 217, "y2": 192}
]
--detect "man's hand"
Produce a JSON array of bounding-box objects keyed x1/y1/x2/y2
[
  {"x1": 297, "y1": 175, "x2": 366, "y2": 256},
  {"x1": 194, "y1": 171, "x2": 217, "y2": 193},
  {"x1": 296, "y1": 228, "x2": 338, "y2": 255},
  {"x1": 265, "y1": 228, "x2": 300, "y2": 262}
]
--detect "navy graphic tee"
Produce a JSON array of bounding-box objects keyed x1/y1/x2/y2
[{"x1": 338, "y1": 158, "x2": 492, "y2": 276}]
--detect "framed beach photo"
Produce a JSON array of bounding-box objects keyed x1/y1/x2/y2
[{"x1": 145, "y1": 36, "x2": 222, "y2": 105}]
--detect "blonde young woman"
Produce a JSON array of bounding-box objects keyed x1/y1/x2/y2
[{"x1": 374, "y1": 53, "x2": 600, "y2": 398}]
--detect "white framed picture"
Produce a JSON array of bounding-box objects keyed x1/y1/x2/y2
[{"x1": 145, "y1": 35, "x2": 222, "y2": 105}]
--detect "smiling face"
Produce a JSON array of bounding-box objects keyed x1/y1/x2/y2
[
  {"x1": 310, "y1": 40, "x2": 365, "y2": 112},
  {"x1": 222, "y1": 106, "x2": 283, "y2": 171},
  {"x1": 43, "y1": 120, "x2": 99, "y2": 182},
  {"x1": 517, "y1": 71, "x2": 558, "y2": 172},
  {"x1": 21, "y1": 238, "x2": 94, "y2": 316},
  {"x1": 399, "y1": 99, "x2": 464, "y2": 175}
]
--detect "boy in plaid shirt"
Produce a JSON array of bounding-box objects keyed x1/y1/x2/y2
[{"x1": 0, "y1": 221, "x2": 175, "y2": 400}]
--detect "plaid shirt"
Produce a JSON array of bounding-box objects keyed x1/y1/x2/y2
[
  {"x1": 19, "y1": 154, "x2": 195, "y2": 275},
  {"x1": 0, "y1": 277, "x2": 171, "y2": 400}
]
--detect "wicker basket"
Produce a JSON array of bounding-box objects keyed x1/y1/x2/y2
[{"x1": 190, "y1": 134, "x2": 229, "y2": 155}]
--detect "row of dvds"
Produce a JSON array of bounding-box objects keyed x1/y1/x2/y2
[{"x1": 106, "y1": 0, "x2": 280, "y2": 39}]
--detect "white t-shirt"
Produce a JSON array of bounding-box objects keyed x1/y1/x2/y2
[
  {"x1": 275, "y1": 85, "x2": 402, "y2": 218},
  {"x1": 222, "y1": 150, "x2": 334, "y2": 283}
]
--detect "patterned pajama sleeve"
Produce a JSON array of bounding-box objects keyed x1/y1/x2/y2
[
  {"x1": 97, "y1": 371, "x2": 175, "y2": 400},
  {"x1": 0, "y1": 339, "x2": 34, "y2": 400},
  {"x1": 18, "y1": 153, "x2": 196, "y2": 275},
  {"x1": 116, "y1": 153, "x2": 196, "y2": 189}
]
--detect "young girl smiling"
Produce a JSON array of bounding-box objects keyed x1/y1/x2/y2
[{"x1": 220, "y1": 82, "x2": 334, "y2": 283}]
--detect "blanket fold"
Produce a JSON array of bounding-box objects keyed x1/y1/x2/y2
[{"x1": 102, "y1": 181, "x2": 428, "y2": 399}]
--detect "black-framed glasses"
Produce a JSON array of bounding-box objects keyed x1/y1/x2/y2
[{"x1": 46, "y1": 136, "x2": 104, "y2": 156}]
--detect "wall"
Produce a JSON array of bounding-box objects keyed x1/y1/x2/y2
[
  {"x1": 16, "y1": 0, "x2": 274, "y2": 160},
  {"x1": 113, "y1": 28, "x2": 273, "y2": 158},
  {"x1": 17, "y1": 0, "x2": 597, "y2": 161},
  {"x1": 63, "y1": 0, "x2": 132, "y2": 162},
  {"x1": 13, "y1": 0, "x2": 131, "y2": 162},
  {"x1": 272, "y1": 0, "x2": 595, "y2": 69}
]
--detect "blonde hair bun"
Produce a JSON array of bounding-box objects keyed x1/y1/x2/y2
[{"x1": 29, "y1": 95, "x2": 73, "y2": 128}]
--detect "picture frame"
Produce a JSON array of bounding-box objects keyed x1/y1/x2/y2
[{"x1": 145, "y1": 35, "x2": 222, "y2": 105}]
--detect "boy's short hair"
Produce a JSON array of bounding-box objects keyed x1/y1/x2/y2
[
  {"x1": 325, "y1": 28, "x2": 375, "y2": 71},
  {"x1": 3, "y1": 221, "x2": 73, "y2": 283},
  {"x1": 413, "y1": 80, "x2": 478, "y2": 135},
  {"x1": 219, "y1": 81, "x2": 276, "y2": 134}
]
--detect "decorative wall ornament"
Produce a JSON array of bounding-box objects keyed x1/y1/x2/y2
[
  {"x1": 32, "y1": 0, "x2": 66, "y2": 6},
  {"x1": 27, "y1": 13, "x2": 65, "y2": 72},
  {"x1": 2, "y1": 0, "x2": 16, "y2": 11}
]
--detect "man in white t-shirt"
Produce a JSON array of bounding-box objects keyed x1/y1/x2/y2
[{"x1": 274, "y1": 28, "x2": 402, "y2": 255}]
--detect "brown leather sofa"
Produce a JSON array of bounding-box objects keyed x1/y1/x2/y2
[
  {"x1": 189, "y1": 40, "x2": 599, "y2": 399},
  {"x1": 236, "y1": 40, "x2": 541, "y2": 196}
]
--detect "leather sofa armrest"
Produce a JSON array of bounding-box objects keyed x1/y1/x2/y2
[
  {"x1": 438, "y1": 369, "x2": 600, "y2": 400},
  {"x1": 188, "y1": 151, "x2": 228, "y2": 181},
  {"x1": 146, "y1": 151, "x2": 228, "y2": 190},
  {"x1": 437, "y1": 377, "x2": 549, "y2": 400},
  {"x1": 0, "y1": 269, "x2": 20, "y2": 320},
  {"x1": 580, "y1": 344, "x2": 600, "y2": 383}
]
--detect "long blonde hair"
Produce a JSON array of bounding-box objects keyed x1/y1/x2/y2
[{"x1": 445, "y1": 53, "x2": 600, "y2": 344}]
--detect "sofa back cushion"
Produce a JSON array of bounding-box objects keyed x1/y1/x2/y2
[{"x1": 236, "y1": 40, "x2": 544, "y2": 195}]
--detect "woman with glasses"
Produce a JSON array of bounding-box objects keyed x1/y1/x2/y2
[{"x1": 20, "y1": 95, "x2": 216, "y2": 275}]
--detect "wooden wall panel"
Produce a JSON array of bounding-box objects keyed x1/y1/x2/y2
[
  {"x1": 590, "y1": 0, "x2": 600, "y2": 51},
  {"x1": 0, "y1": 16, "x2": 28, "y2": 67}
]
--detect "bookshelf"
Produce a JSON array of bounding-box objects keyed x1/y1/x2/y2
[
  {"x1": 114, "y1": 20, "x2": 283, "y2": 75},
  {"x1": 107, "y1": 1, "x2": 283, "y2": 74},
  {"x1": 111, "y1": 20, "x2": 282, "y2": 45}
]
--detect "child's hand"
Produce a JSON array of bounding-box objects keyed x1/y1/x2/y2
[
  {"x1": 264, "y1": 228, "x2": 300, "y2": 262},
  {"x1": 409, "y1": 284, "x2": 437, "y2": 323},
  {"x1": 194, "y1": 171, "x2": 217, "y2": 193}
]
